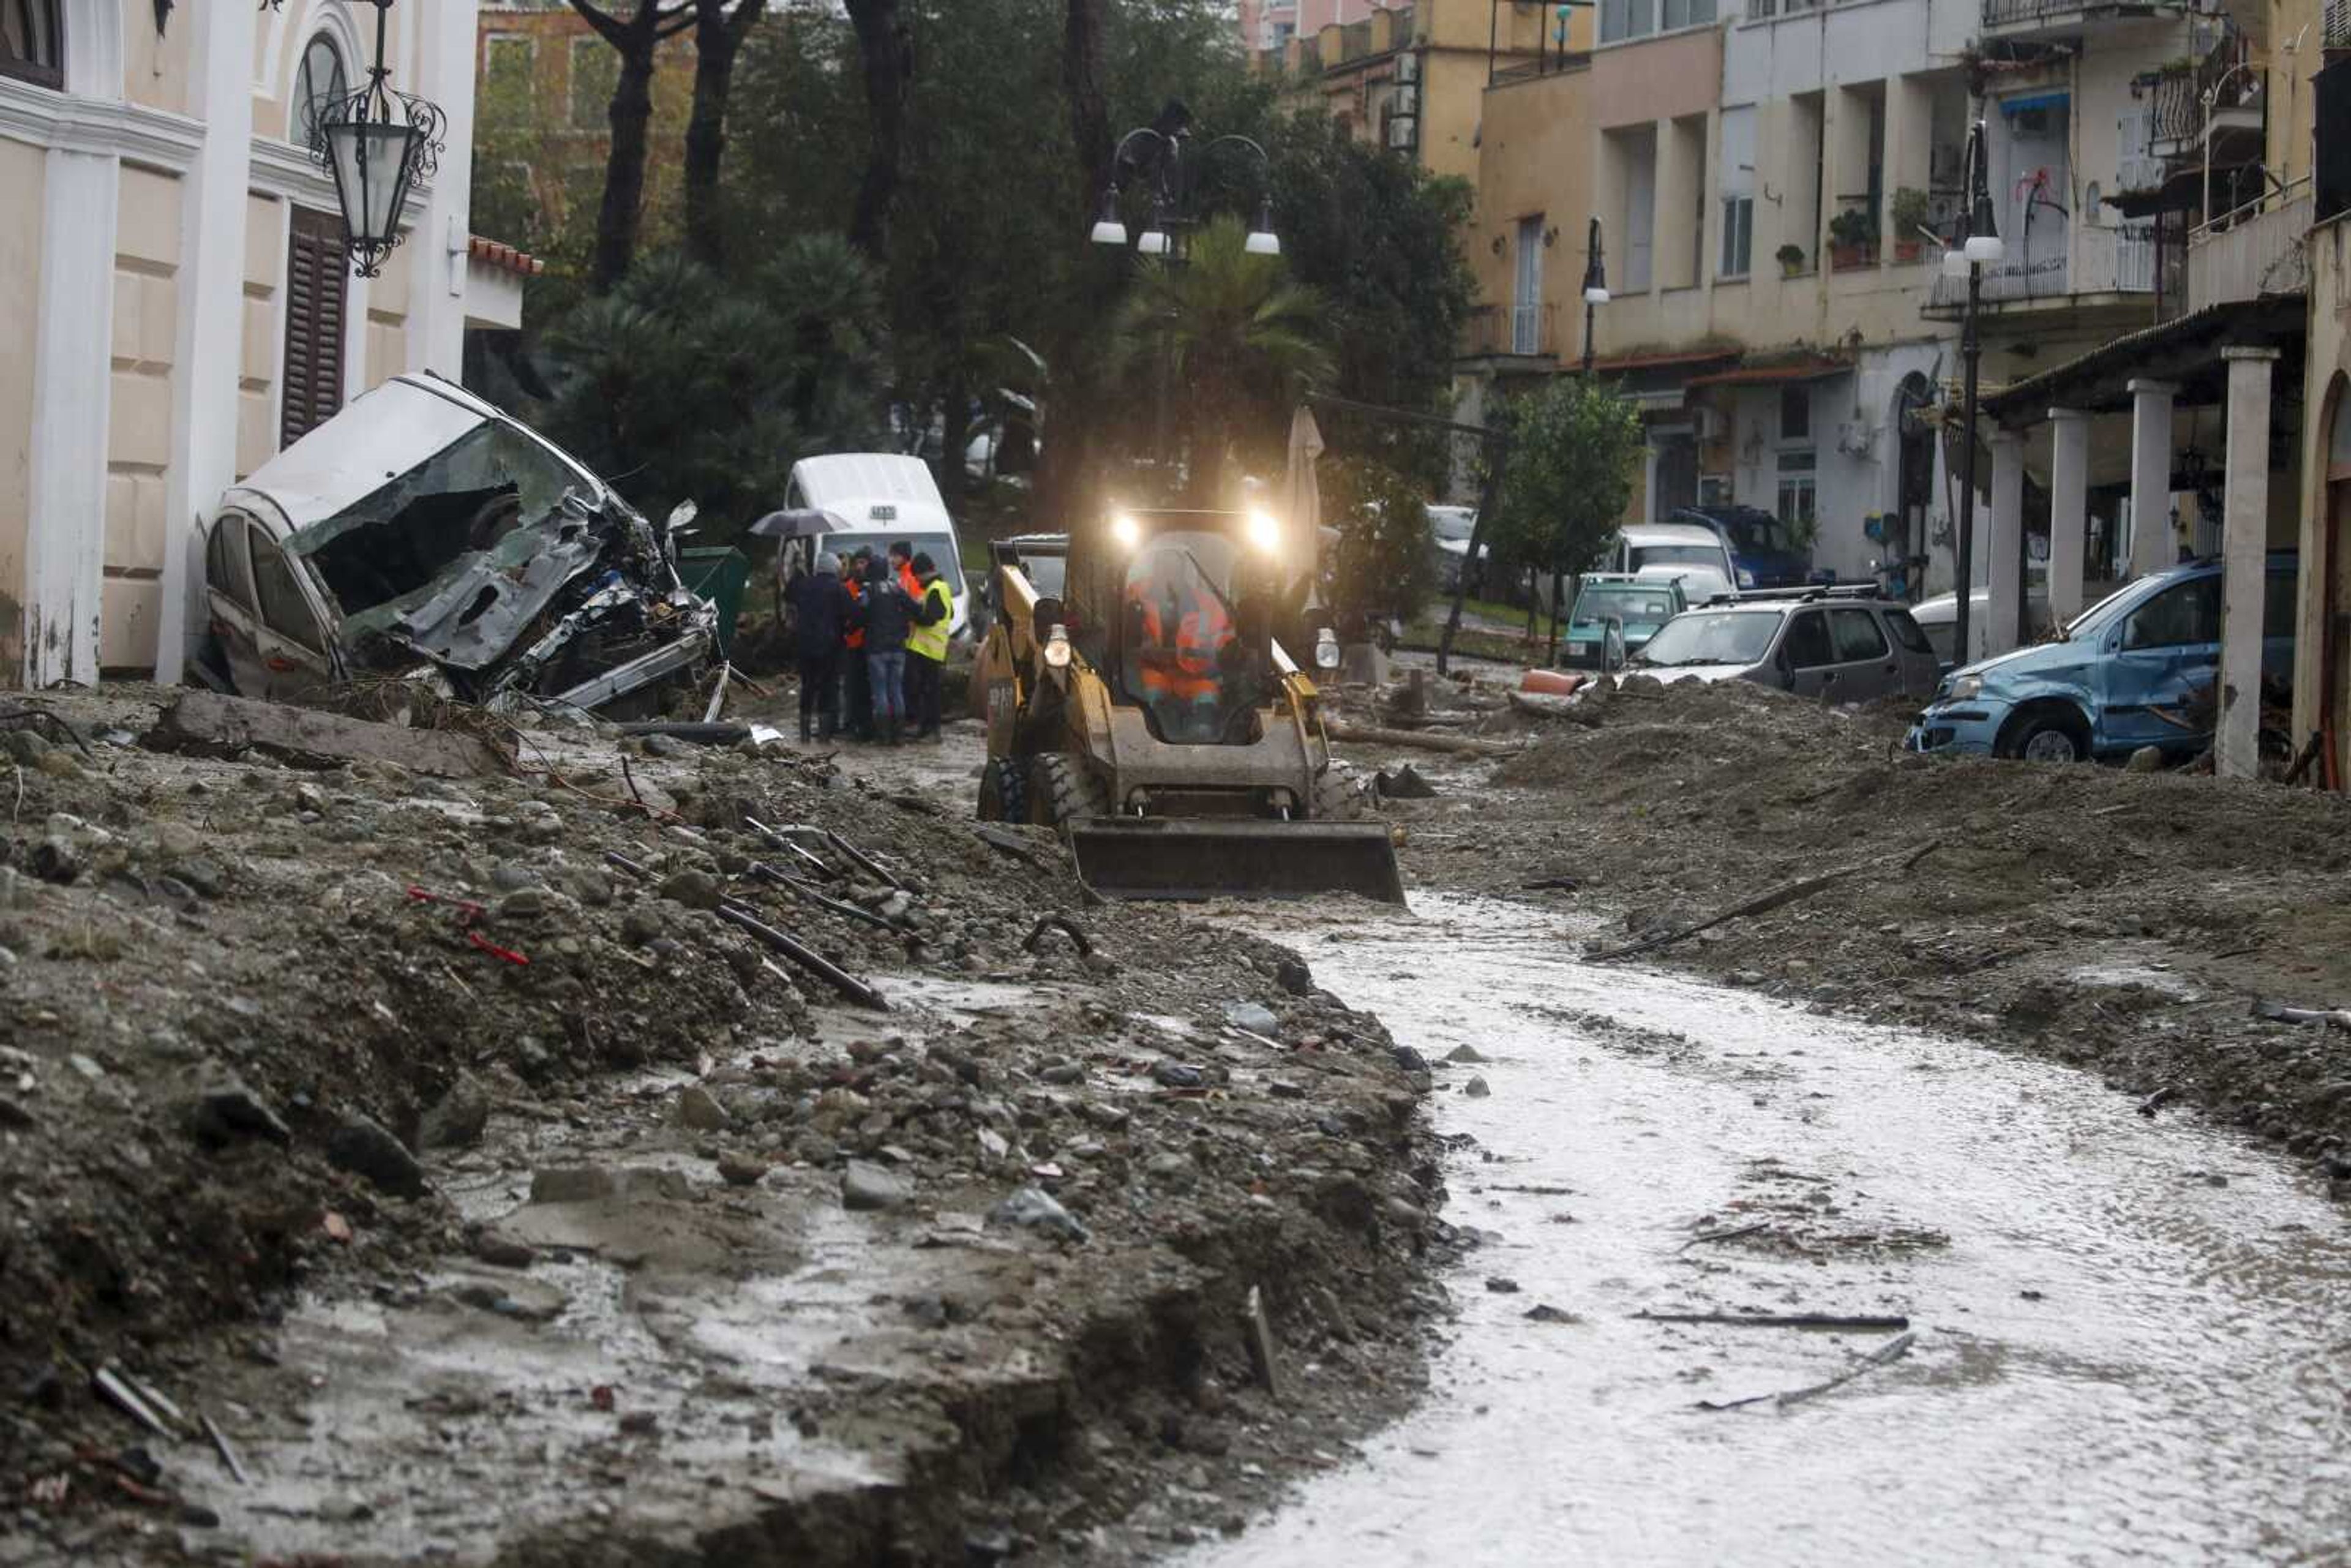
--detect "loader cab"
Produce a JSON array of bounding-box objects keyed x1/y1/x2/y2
[{"x1": 1106, "y1": 511, "x2": 1280, "y2": 745}]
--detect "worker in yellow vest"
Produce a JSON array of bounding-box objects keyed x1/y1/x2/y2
[{"x1": 904, "y1": 551, "x2": 954, "y2": 741}]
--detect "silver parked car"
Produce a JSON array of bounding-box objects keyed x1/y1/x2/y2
[{"x1": 1627, "y1": 586, "x2": 1941, "y2": 702}]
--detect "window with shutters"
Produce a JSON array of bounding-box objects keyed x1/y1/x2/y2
[
  {"x1": 1, "y1": 0, "x2": 62, "y2": 88},
  {"x1": 280, "y1": 208, "x2": 350, "y2": 449}
]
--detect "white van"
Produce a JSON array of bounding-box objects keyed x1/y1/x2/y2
[
  {"x1": 784, "y1": 453, "x2": 972, "y2": 643},
  {"x1": 1615, "y1": 522, "x2": 1737, "y2": 604}
]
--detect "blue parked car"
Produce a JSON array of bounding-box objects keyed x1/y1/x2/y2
[
  {"x1": 1905, "y1": 553, "x2": 2297, "y2": 763},
  {"x1": 1671, "y1": 505, "x2": 1812, "y2": 590}
]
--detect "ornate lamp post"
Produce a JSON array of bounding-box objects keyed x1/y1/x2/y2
[
  {"x1": 1086, "y1": 107, "x2": 1281, "y2": 262},
  {"x1": 309, "y1": 0, "x2": 446, "y2": 278},
  {"x1": 1940, "y1": 117, "x2": 2003, "y2": 666},
  {"x1": 1581, "y1": 217, "x2": 1608, "y2": 375}
]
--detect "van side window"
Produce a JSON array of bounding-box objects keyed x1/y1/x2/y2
[
  {"x1": 1784, "y1": 610, "x2": 1834, "y2": 669},
  {"x1": 208, "y1": 514, "x2": 259, "y2": 612}
]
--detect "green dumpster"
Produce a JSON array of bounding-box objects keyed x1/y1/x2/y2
[{"x1": 678, "y1": 546, "x2": 751, "y2": 657}]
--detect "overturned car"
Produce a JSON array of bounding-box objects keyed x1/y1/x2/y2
[{"x1": 198, "y1": 373, "x2": 716, "y2": 716}]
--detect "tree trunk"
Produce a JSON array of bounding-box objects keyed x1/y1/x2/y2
[
  {"x1": 573, "y1": 0, "x2": 680, "y2": 294},
  {"x1": 1547, "y1": 569, "x2": 1565, "y2": 659},
  {"x1": 1437, "y1": 433, "x2": 1507, "y2": 677},
  {"x1": 683, "y1": 0, "x2": 765, "y2": 269},
  {"x1": 1065, "y1": 0, "x2": 1111, "y2": 216},
  {"x1": 940, "y1": 374, "x2": 972, "y2": 501},
  {"x1": 844, "y1": 0, "x2": 909, "y2": 258}
]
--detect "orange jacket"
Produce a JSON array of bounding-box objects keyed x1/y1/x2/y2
[
  {"x1": 843, "y1": 576, "x2": 866, "y2": 650},
  {"x1": 1134, "y1": 592, "x2": 1230, "y2": 700}
]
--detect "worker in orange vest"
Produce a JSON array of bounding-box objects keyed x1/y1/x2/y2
[{"x1": 840, "y1": 546, "x2": 874, "y2": 741}]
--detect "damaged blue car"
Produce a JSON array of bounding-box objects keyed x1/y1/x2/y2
[{"x1": 1905, "y1": 553, "x2": 2297, "y2": 763}]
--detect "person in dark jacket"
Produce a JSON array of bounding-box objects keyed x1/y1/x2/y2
[
  {"x1": 840, "y1": 546, "x2": 875, "y2": 741},
  {"x1": 786, "y1": 550, "x2": 852, "y2": 741},
  {"x1": 857, "y1": 557, "x2": 918, "y2": 745}
]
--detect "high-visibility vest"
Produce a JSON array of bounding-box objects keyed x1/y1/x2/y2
[
  {"x1": 1134, "y1": 593, "x2": 1226, "y2": 700},
  {"x1": 908, "y1": 579, "x2": 953, "y2": 661}
]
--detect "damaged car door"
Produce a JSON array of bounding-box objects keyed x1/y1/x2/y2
[{"x1": 201, "y1": 512, "x2": 271, "y2": 697}]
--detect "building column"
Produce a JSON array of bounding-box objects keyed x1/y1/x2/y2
[
  {"x1": 2217, "y1": 347, "x2": 2279, "y2": 781},
  {"x1": 1986, "y1": 427, "x2": 2027, "y2": 658},
  {"x1": 153, "y1": 0, "x2": 260, "y2": 684},
  {"x1": 405, "y1": 0, "x2": 481, "y2": 375},
  {"x1": 2128, "y1": 377, "x2": 2178, "y2": 580},
  {"x1": 2047, "y1": 407, "x2": 2091, "y2": 626},
  {"x1": 23, "y1": 148, "x2": 120, "y2": 687}
]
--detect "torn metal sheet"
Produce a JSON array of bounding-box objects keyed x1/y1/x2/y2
[{"x1": 208, "y1": 375, "x2": 716, "y2": 716}]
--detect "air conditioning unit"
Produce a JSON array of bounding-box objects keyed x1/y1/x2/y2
[
  {"x1": 1387, "y1": 114, "x2": 1417, "y2": 149},
  {"x1": 1393, "y1": 83, "x2": 1419, "y2": 116}
]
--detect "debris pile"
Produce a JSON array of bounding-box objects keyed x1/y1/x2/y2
[{"x1": 0, "y1": 686, "x2": 1451, "y2": 1563}]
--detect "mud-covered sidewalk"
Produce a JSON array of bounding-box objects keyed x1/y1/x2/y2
[
  {"x1": 0, "y1": 691, "x2": 1445, "y2": 1566},
  {"x1": 1336, "y1": 667, "x2": 2351, "y2": 1190}
]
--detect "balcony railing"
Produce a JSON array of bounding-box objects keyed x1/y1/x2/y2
[
  {"x1": 1925, "y1": 224, "x2": 2185, "y2": 313},
  {"x1": 1983, "y1": 0, "x2": 2184, "y2": 29},
  {"x1": 2188, "y1": 181, "x2": 2315, "y2": 310},
  {"x1": 1462, "y1": 302, "x2": 1558, "y2": 358},
  {"x1": 2150, "y1": 33, "x2": 2257, "y2": 152}
]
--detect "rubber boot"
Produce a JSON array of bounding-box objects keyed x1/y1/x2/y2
[{"x1": 887, "y1": 716, "x2": 902, "y2": 746}]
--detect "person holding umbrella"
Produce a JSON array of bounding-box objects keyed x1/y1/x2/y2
[{"x1": 786, "y1": 551, "x2": 852, "y2": 741}]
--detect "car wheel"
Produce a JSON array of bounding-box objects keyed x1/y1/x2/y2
[{"x1": 2004, "y1": 712, "x2": 2088, "y2": 763}]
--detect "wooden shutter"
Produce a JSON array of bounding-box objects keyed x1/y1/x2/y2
[{"x1": 280, "y1": 208, "x2": 350, "y2": 448}]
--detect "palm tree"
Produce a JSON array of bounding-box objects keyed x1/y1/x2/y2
[{"x1": 1111, "y1": 214, "x2": 1333, "y2": 504}]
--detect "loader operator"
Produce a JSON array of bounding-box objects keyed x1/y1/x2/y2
[{"x1": 1126, "y1": 547, "x2": 1235, "y2": 740}]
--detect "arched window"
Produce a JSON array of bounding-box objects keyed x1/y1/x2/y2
[
  {"x1": 1, "y1": 0, "x2": 64, "y2": 89},
  {"x1": 291, "y1": 34, "x2": 347, "y2": 150}
]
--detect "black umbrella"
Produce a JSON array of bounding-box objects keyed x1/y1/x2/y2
[{"x1": 749, "y1": 508, "x2": 850, "y2": 540}]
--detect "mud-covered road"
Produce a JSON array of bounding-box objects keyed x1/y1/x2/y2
[{"x1": 1186, "y1": 894, "x2": 2351, "y2": 1566}]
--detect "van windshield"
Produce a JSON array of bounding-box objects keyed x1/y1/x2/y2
[
  {"x1": 825, "y1": 531, "x2": 964, "y2": 595},
  {"x1": 1631, "y1": 544, "x2": 1725, "y2": 571}
]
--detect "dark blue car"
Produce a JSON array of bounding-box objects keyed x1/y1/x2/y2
[
  {"x1": 1905, "y1": 554, "x2": 2297, "y2": 762},
  {"x1": 1671, "y1": 506, "x2": 1812, "y2": 590}
]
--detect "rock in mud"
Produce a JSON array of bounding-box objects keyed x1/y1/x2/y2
[
  {"x1": 841, "y1": 1160, "x2": 912, "y2": 1211},
  {"x1": 1153, "y1": 1061, "x2": 1205, "y2": 1089},
  {"x1": 1445, "y1": 1045, "x2": 1488, "y2": 1064},
  {"x1": 1393, "y1": 1045, "x2": 1431, "y2": 1074},
  {"x1": 717, "y1": 1151, "x2": 768, "y2": 1188},
  {"x1": 1463, "y1": 1076, "x2": 1492, "y2": 1098},
  {"x1": 1275, "y1": 958, "x2": 1314, "y2": 996},
  {"x1": 29, "y1": 836, "x2": 81, "y2": 885},
  {"x1": 989, "y1": 1185, "x2": 1089, "y2": 1243},
  {"x1": 326, "y1": 1114, "x2": 426, "y2": 1198},
  {"x1": 186, "y1": 1079, "x2": 291, "y2": 1147},
  {"x1": 659, "y1": 869, "x2": 724, "y2": 910},
  {"x1": 417, "y1": 1073, "x2": 493, "y2": 1150},
  {"x1": 2126, "y1": 746, "x2": 2167, "y2": 773},
  {"x1": 1224, "y1": 1001, "x2": 1280, "y2": 1035},
  {"x1": 473, "y1": 1231, "x2": 537, "y2": 1268},
  {"x1": 1485, "y1": 1276, "x2": 1521, "y2": 1294},
  {"x1": 676, "y1": 1084, "x2": 732, "y2": 1131},
  {"x1": 530, "y1": 1165, "x2": 618, "y2": 1204}
]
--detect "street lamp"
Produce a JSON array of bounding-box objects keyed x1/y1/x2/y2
[
  {"x1": 1943, "y1": 117, "x2": 2001, "y2": 666},
  {"x1": 1087, "y1": 116, "x2": 1280, "y2": 263},
  {"x1": 1580, "y1": 217, "x2": 1608, "y2": 375},
  {"x1": 308, "y1": 0, "x2": 445, "y2": 278}
]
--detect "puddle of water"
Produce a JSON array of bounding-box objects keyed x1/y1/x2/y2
[{"x1": 1188, "y1": 893, "x2": 2351, "y2": 1568}]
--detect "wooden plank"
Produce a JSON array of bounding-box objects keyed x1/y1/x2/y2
[{"x1": 144, "y1": 690, "x2": 505, "y2": 778}]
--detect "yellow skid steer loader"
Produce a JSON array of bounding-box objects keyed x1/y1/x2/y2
[{"x1": 971, "y1": 505, "x2": 1403, "y2": 903}]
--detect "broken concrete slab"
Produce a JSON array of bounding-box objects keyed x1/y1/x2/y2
[{"x1": 144, "y1": 690, "x2": 504, "y2": 779}]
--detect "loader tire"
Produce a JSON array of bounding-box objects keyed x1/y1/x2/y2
[
  {"x1": 1029, "y1": 752, "x2": 1109, "y2": 830},
  {"x1": 977, "y1": 757, "x2": 1026, "y2": 823},
  {"x1": 1310, "y1": 766, "x2": 1371, "y2": 822}
]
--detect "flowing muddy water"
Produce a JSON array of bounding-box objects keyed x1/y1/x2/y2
[{"x1": 1191, "y1": 895, "x2": 2351, "y2": 1567}]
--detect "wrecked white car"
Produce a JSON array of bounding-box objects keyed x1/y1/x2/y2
[{"x1": 198, "y1": 373, "x2": 716, "y2": 716}]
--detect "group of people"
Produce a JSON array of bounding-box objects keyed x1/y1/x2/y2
[{"x1": 784, "y1": 541, "x2": 954, "y2": 745}]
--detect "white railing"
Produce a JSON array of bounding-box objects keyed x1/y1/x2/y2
[
  {"x1": 1926, "y1": 224, "x2": 2182, "y2": 310},
  {"x1": 2188, "y1": 181, "x2": 2314, "y2": 310},
  {"x1": 1511, "y1": 304, "x2": 1542, "y2": 354}
]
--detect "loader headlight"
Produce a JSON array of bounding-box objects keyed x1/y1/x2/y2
[
  {"x1": 1111, "y1": 511, "x2": 1141, "y2": 550},
  {"x1": 1247, "y1": 509, "x2": 1282, "y2": 553},
  {"x1": 1043, "y1": 624, "x2": 1073, "y2": 669},
  {"x1": 1314, "y1": 628, "x2": 1341, "y2": 670}
]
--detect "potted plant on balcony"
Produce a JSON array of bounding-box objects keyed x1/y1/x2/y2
[
  {"x1": 1776, "y1": 242, "x2": 1807, "y2": 277},
  {"x1": 1889, "y1": 187, "x2": 1932, "y2": 262},
  {"x1": 1828, "y1": 206, "x2": 1880, "y2": 270}
]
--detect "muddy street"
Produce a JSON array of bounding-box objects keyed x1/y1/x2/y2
[{"x1": 1187, "y1": 894, "x2": 2351, "y2": 1567}]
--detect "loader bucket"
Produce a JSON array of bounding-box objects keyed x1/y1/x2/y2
[{"x1": 1069, "y1": 818, "x2": 1406, "y2": 904}]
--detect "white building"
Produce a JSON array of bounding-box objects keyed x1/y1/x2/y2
[{"x1": 1, "y1": 0, "x2": 527, "y2": 688}]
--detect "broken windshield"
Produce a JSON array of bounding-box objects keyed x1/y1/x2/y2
[{"x1": 284, "y1": 420, "x2": 591, "y2": 619}]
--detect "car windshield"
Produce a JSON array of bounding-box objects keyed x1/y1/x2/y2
[
  {"x1": 1019, "y1": 552, "x2": 1067, "y2": 596},
  {"x1": 1428, "y1": 508, "x2": 1477, "y2": 543},
  {"x1": 1631, "y1": 544, "x2": 1724, "y2": 571},
  {"x1": 1635, "y1": 609, "x2": 1783, "y2": 667},
  {"x1": 1717, "y1": 514, "x2": 1794, "y2": 554},
  {"x1": 2061, "y1": 576, "x2": 2158, "y2": 641},
  {"x1": 1573, "y1": 585, "x2": 1679, "y2": 625},
  {"x1": 827, "y1": 530, "x2": 965, "y2": 595}
]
